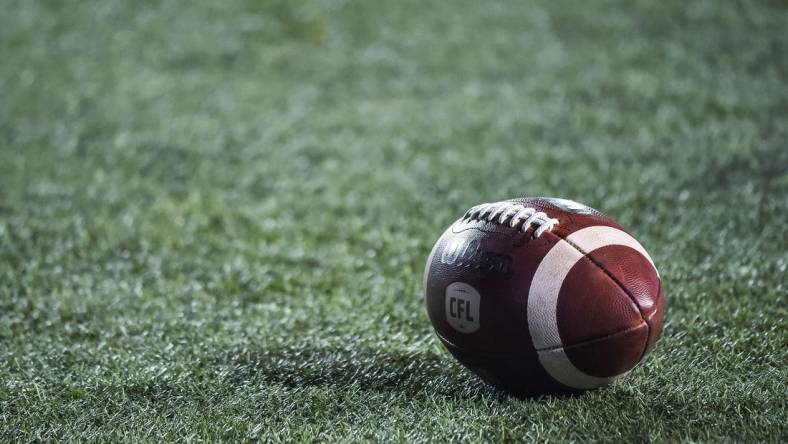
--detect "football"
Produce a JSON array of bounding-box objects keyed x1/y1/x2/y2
[{"x1": 424, "y1": 197, "x2": 664, "y2": 396}]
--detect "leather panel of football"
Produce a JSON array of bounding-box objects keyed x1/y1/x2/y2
[
  {"x1": 439, "y1": 336, "x2": 573, "y2": 396},
  {"x1": 584, "y1": 245, "x2": 661, "y2": 317},
  {"x1": 562, "y1": 322, "x2": 649, "y2": 378},
  {"x1": 584, "y1": 244, "x2": 665, "y2": 356},
  {"x1": 555, "y1": 255, "x2": 644, "y2": 347}
]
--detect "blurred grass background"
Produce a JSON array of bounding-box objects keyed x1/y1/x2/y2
[{"x1": 1, "y1": 0, "x2": 787, "y2": 441}]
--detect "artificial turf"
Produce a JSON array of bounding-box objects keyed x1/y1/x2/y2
[{"x1": 1, "y1": 0, "x2": 787, "y2": 441}]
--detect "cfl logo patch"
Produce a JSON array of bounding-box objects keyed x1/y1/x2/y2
[{"x1": 445, "y1": 282, "x2": 480, "y2": 333}]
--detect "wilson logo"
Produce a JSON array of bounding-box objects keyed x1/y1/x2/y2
[{"x1": 440, "y1": 238, "x2": 512, "y2": 274}]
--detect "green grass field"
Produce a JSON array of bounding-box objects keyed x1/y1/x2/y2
[{"x1": 2, "y1": 0, "x2": 787, "y2": 441}]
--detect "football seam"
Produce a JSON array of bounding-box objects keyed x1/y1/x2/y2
[
  {"x1": 434, "y1": 321, "x2": 647, "y2": 355},
  {"x1": 539, "y1": 322, "x2": 647, "y2": 352}
]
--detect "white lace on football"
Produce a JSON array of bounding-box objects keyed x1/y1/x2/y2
[{"x1": 463, "y1": 201, "x2": 559, "y2": 237}]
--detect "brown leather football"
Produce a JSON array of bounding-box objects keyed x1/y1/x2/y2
[{"x1": 424, "y1": 197, "x2": 664, "y2": 396}]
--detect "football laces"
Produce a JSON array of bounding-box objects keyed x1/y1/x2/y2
[{"x1": 463, "y1": 201, "x2": 559, "y2": 237}]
